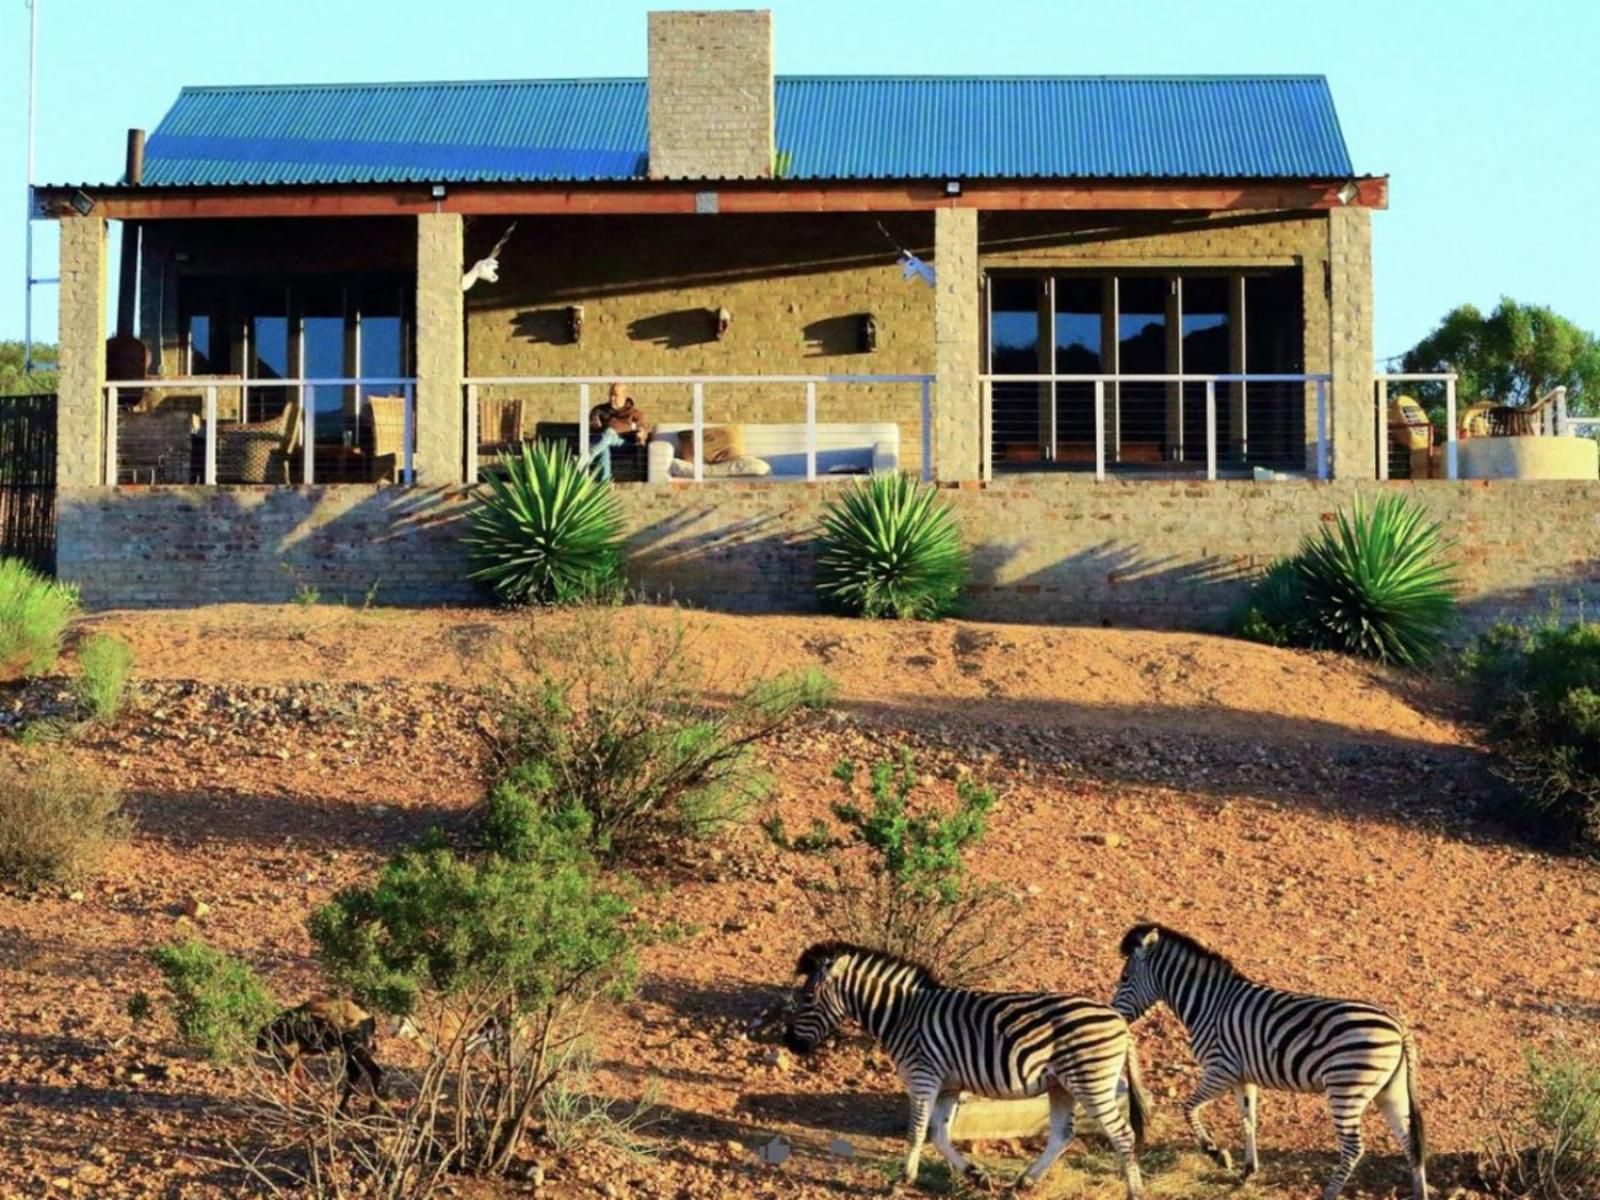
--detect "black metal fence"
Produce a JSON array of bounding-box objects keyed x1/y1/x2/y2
[{"x1": 0, "y1": 394, "x2": 58, "y2": 573}]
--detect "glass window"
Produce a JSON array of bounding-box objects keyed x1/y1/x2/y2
[
  {"x1": 988, "y1": 278, "x2": 1043, "y2": 460},
  {"x1": 1116, "y1": 277, "x2": 1167, "y2": 374},
  {"x1": 300, "y1": 286, "x2": 349, "y2": 454}
]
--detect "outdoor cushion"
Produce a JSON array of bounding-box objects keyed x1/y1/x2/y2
[
  {"x1": 667, "y1": 455, "x2": 772, "y2": 479},
  {"x1": 676, "y1": 424, "x2": 744, "y2": 464}
]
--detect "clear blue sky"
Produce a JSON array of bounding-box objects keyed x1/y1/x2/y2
[{"x1": 3, "y1": 0, "x2": 1597, "y2": 360}]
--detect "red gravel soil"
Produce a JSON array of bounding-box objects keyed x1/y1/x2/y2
[{"x1": 2, "y1": 605, "x2": 1596, "y2": 1200}]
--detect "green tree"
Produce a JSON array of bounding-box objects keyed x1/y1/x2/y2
[
  {"x1": 1401, "y1": 299, "x2": 1600, "y2": 415},
  {"x1": 0, "y1": 341, "x2": 59, "y2": 396}
]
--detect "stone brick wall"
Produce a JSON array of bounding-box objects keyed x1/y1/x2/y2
[
  {"x1": 647, "y1": 10, "x2": 774, "y2": 180},
  {"x1": 57, "y1": 216, "x2": 108, "y2": 488},
  {"x1": 464, "y1": 212, "x2": 936, "y2": 473},
  {"x1": 59, "y1": 480, "x2": 1599, "y2": 631}
]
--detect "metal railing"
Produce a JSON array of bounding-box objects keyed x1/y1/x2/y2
[
  {"x1": 1375, "y1": 373, "x2": 1458, "y2": 480},
  {"x1": 461, "y1": 374, "x2": 935, "y2": 484},
  {"x1": 979, "y1": 373, "x2": 1331, "y2": 482},
  {"x1": 103, "y1": 377, "x2": 416, "y2": 486}
]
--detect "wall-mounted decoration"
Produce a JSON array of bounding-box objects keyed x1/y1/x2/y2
[
  {"x1": 713, "y1": 306, "x2": 732, "y2": 340},
  {"x1": 566, "y1": 304, "x2": 585, "y2": 344},
  {"x1": 858, "y1": 313, "x2": 879, "y2": 354},
  {"x1": 462, "y1": 221, "x2": 517, "y2": 292}
]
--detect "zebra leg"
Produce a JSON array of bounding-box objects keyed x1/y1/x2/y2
[
  {"x1": 1013, "y1": 1084, "x2": 1076, "y2": 1191},
  {"x1": 1233, "y1": 1082, "x2": 1260, "y2": 1179},
  {"x1": 1320, "y1": 1091, "x2": 1367, "y2": 1200},
  {"x1": 927, "y1": 1091, "x2": 988, "y2": 1188},
  {"x1": 1183, "y1": 1069, "x2": 1236, "y2": 1171},
  {"x1": 1374, "y1": 1071, "x2": 1428, "y2": 1200},
  {"x1": 902, "y1": 1089, "x2": 935, "y2": 1186},
  {"x1": 1070, "y1": 1075, "x2": 1145, "y2": 1200}
]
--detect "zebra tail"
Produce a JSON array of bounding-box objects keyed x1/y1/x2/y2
[
  {"x1": 1404, "y1": 1032, "x2": 1427, "y2": 1165},
  {"x1": 1124, "y1": 1036, "x2": 1153, "y2": 1153}
]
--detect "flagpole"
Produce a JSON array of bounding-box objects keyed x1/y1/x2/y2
[{"x1": 23, "y1": 0, "x2": 39, "y2": 375}]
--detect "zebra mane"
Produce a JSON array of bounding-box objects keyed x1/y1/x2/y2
[
  {"x1": 1119, "y1": 924, "x2": 1242, "y2": 977},
  {"x1": 794, "y1": 941, "x2": 940, "y2": 988}
]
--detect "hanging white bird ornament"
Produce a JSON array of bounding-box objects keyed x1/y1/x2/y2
[
  {"x1": 461, "y1": 222, "x2": 518, "y2": 292},
  {"x1": 900, "y1": 250, "x2": 937, "y2": 288}
]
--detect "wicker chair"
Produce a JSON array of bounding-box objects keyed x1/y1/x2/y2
[
  {"x1": 477, "y1": 397, "x2": 527, "y2": 457},
  {"x1": 214, "y1": 394, "x2": 302, "y2": 484},
  {"x1": 363, "y1": 395, "x2": 408, "y2": 483}
]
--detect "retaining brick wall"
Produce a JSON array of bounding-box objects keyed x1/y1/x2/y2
[{"x1": 57, "y1": 480, "x2": 1600, "y2": 631}]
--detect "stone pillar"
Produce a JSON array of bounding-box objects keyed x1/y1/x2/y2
[
  {"x1": 57, "y1": 216, "x2": 108, "y2": 488},
  {"x1": 934, "y1": 207, "x2": 980, "y2": 482},
  {"x1": 414, "y1": 212, "x2": 465, "y2": 485},
  {"x1": 1327, "y1": 207, "x2": 1376, "y2": 480}
]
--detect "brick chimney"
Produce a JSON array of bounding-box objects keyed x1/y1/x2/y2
[{"x1": 647, "y1": 9, "x2": 774, "y2": 180}]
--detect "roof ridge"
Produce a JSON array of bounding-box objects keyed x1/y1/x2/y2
[{"x1": 176, "y1": 73, "x2": 1330, "y2": 95}]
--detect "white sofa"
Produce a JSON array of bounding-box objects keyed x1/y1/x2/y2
[{"x1": 646, "y1": 422, "x2": 900, "y2": 483}]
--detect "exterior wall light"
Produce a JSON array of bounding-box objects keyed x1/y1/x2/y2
[
  {"x1": 430, "y1": 183, "x2": 447, "y2": 200},
  {"x1": 566, "y1": 304, "x2": 585, "y2": 344},
  {"x1": 70, "y1": 189, "x2": 95, "y2": 216},
  {"x1": 1336, "y1": 180, "x2": 1360, "y2": 206},
  {"x1": 858, "y1": 313, "x2": 878, "y2": 353},
  {"x1": 944, "y1": 180, "x2": 962, "y2": 196}
]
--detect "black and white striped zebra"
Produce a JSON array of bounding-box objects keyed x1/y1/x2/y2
[
  {"x1": 783, "y1": 941, "x2": 1150, "y2": 1196},
  {"x1": 1111, "y1": 924, "x2": 1427, "y2": 1200}
]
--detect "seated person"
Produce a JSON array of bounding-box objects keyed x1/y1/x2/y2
[{"x1": 585, "y1": 382, "x2": 651, "y2": 481}]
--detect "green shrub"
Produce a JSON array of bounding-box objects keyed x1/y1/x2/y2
[
  {"x1": 466, "y1": 441, "x2": 625, "y2": 606},
  {"x1": 486, "y1": 611, "x2": 834, "y2": 855},
  {"x1": 73, "y1": 633, "x2": 135, "y2": 723},
  {"x1": 309, "y1": 822, "x2": 637, "y2": 1174},
  {"x1": 807, "y1": 751, "x2": 1020, "y2": 985},
  {"x1": 1232, "y1": 493, "x2": 1458, "y2": 665},
  {"x1": 148, "y1": 938, "x2": 279, "y2": 1061},
  {"x1": 0, "y1": 558, "x2": 79, "y2": 678},
  {"x1": 815, "y1": 473, "x2": 969, "y2": 620},
  {"x1": 1467, "y1": 617, "x2": 1600, "y2": 851},
  {"x1": 0, "y1": 755, "x2": 126, "y2": 888},
  {"x1": 1481, "y1": 1046, "x2": 1600, "y2": 1198}
]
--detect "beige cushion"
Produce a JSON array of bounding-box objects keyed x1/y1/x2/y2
[
  {"x1": 675, "y1": 424, "x2": 744, "y2": 464},
  {"x1": 667, "y1": 455, "x2": 772, "y2": 479}
]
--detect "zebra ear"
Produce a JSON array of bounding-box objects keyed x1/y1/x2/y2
[{"x1": 1137, "y1": 928, "x2": 1160, "y2": 954}]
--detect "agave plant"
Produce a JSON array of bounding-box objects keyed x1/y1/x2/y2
[
  {"x1": 466, "y1": 442, "x2": 624, "y2": 606},
  {"x1": 1290, "y1": 493, "x2": 1458, "y2": 665},
  {"x1": 815, "y1": 474, "x2": 969, "y2": 620}
]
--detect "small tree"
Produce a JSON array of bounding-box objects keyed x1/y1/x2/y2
[
  {"x1": 1401, "y1": 298, "x2": 1600, "y2": 416},
  {"x1": 308, "y1": 824, "x2": 637, "y2": 1176}
]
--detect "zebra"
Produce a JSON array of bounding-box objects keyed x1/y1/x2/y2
[
  {"x1": 782, "y1": 941, "x2": 1150, "y2": 1196},
  {"x1": 1110, "y1": 924, "x2": 1427, "y2": 1200}
]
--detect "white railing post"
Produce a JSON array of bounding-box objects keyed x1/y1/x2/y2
[
  {"x1": 465, "y1": 383, "x2": 479, "y2": 483},
  {"x1": 980, "y1": 377, "x2": 993, "y2": 482},
  {"x1": 204, "y1": 385, "x2": 218, "y2": 485},
  {"x1": 1205, "y1": 378, "x2": 1217, "y2": 481},
  {"x1": 1315, "y1": 379, "x2": 1329, "y2": 481},
  {"x1": 1093, "y1": 379, "x2": 1106, "y2": 483},
  {"x1": 1445, "y1": 375, "x2": 1458, "y2": 481},
  {"x1": 402, "y1": 382, "x2": 415, "y2": 484},
  {"x1": 105, "y1": 386, "x2": 118, "y2": 485},
  {"x1": 920, "y1": 378, "x2": 932, "y2": 483},
  {"x1": 1047, "y1": 372, "x2": 1058, "y2": 463},
  {"x1": 577, "y1": 383, "x2": 590, "y2": 464},
  {"x1": 1377, "y1": 377, "x2": 1390, "y2": 481},
  {"x1": 301, "y1": 383, "x2": 314, "y2": 485},
  {"x1": 692, "y1": 382, "x2": 704, "y2": 482},
  {"x1": 804, "y1": 380, "x2": 817, "y2": 482}
]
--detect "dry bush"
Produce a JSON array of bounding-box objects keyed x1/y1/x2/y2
[
  {"x1": 485, "y1": 606, "x2": 834, "y2": 856},
  {"x1": 0, "y1": 754, "x2": 126, "y2": 888}
]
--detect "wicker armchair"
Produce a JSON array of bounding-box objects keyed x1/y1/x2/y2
[
  {"x1": 362, "y1": 395, "x2": 408, "y2": 483},
  {"x1": 214, "y1": 394, "x2": 302, "y2": 484},
  {"x1": 477, "y1": 397, "x2": 527, "y2": 457}
]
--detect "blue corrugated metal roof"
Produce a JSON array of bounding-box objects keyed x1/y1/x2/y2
[{"x1": 131, "y1": 75, "x2": 1354, "y2": 187}]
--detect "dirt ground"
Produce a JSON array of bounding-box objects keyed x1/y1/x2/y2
[{"x1": 2, "y1": 604, "x2": 1597, "y2": 1200}]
